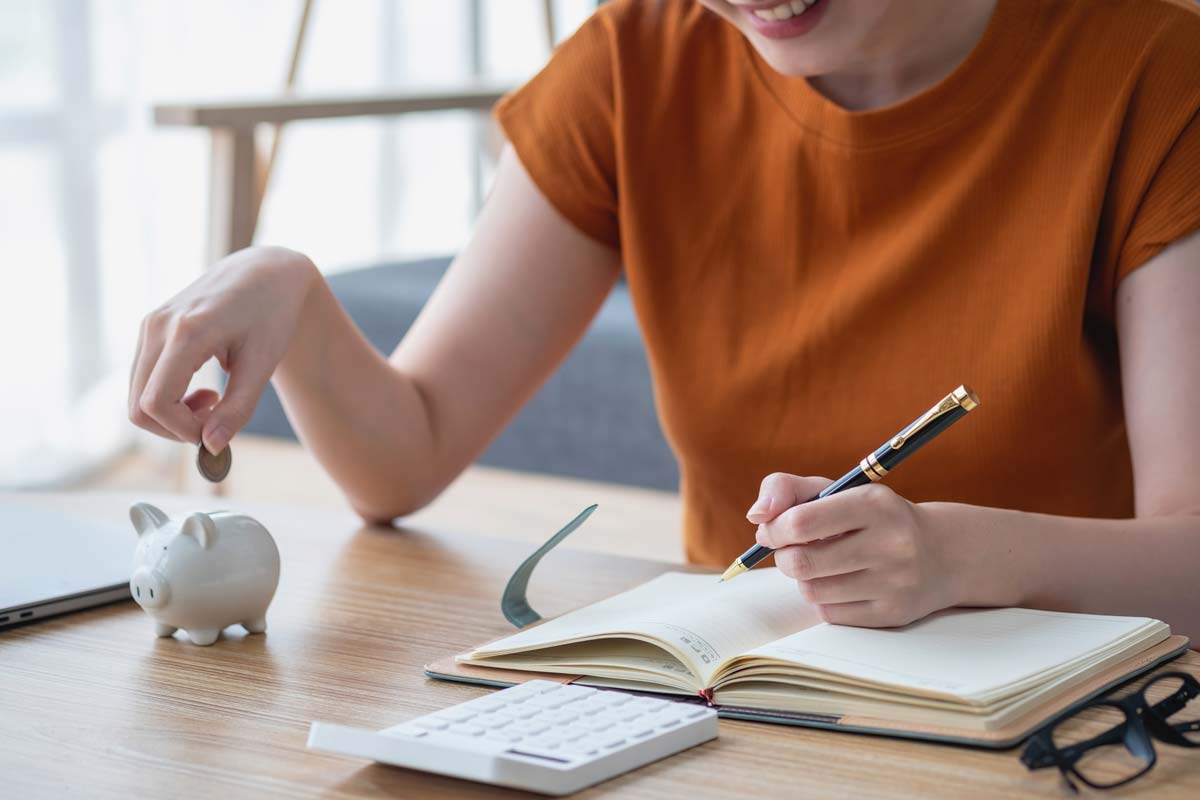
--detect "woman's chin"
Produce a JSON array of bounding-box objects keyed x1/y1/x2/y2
[{"x1": 744, "y1": 38, "x2": 839, "y2": 78}]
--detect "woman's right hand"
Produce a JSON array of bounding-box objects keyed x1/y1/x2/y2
[{"x1": 128, "y1": 245, "x2": 319, "y2": 456}]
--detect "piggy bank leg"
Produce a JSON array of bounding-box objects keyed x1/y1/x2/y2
[
  {"x1": 242, "y1": 616, "x2": 267, "y2": 634},
  {"x1": 154, "y1": 623, "x2": 177, "y2": 638},
  {"x1": 187, "y1": 628, "x2": 220, "y2": 646}
]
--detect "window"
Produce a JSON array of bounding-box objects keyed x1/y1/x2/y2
[{"x1": 0, "y1": 0, "x2": 593, "y2": 487}]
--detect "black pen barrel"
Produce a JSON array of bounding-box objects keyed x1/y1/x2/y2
[
  {"x1": 737, "y1": 543, "x2": 774, "y2": 570},
  {"x1": 723, "y1": 386, "x2": 978, "y2": 581},
  {"x1": 875, "y1": 405, "x2": 969, "y2": 472},
  {"x1": 817, "y1": 466, "x2": 874, "y2": 498}
]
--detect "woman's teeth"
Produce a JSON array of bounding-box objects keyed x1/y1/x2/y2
[{"x1": 753, "y1": 0, "x2": 817, "y2": 22}]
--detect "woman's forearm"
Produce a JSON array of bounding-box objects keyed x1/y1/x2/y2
[
  {"x1": 271, "y1": 265, "x2": 444, "y2": 520},
  {"x1": 268, "y1": 149, "x2": 622, "y2": 522},
  {"x1": 929, "y1": 501, "x2": 1200, "y2": 641}
]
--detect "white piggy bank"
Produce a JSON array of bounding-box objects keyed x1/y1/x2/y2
[{"x1": 129, "y1": 502, "x2": 280, "y2": 646}]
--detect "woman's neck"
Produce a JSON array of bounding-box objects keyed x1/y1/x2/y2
[{"x1": 808, "y1": 0, "x2": 998, "y2": 111}]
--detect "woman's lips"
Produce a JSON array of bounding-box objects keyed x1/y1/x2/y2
[{"x1": 737, "y1": 0, "x2": 831, "y2": 39}]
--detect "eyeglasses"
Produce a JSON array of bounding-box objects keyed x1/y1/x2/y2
[{"x1": 1021, "y1": 671, "x2": 1200, "y2": 792}]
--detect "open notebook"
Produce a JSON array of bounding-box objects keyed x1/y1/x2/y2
[{"x1": 443, "y1": 568, "x2": 1187, "y2": 746}]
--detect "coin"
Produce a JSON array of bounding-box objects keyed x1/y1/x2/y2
[{"x1": 197, "y1": 443, "x2": 232, "y2": 483}]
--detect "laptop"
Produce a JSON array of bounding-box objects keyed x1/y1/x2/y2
[{"x1": 1, "y1": 504, "x2": 132, "y2": 628}]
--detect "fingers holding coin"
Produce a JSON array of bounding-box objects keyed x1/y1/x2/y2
[{"x1": 184, "y1": 389, "x2": 220, "y2": 423}]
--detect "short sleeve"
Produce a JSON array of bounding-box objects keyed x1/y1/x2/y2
[
  {"x1": 495, "y1": 9, "x2": 621, "y2": 249},
  {"x1": 1115, "y1": 107, "x2": 1200, "y2": 286}
]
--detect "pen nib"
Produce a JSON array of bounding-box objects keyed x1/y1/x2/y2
[
  {"x1": 719, "y1": 560, "x2": 748, "y2": 583},
  {"x1": 716, "y1": 577, "x2": 724, "y2": 583}
]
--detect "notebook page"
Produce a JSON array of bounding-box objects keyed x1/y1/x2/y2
[
  {"x1": 464, "y1": 639, "x2": 703, "y2": 691},
  {"x1": 466, "y1": 569, "x2": 819, "y2": 686},
  {"x1": 743, "y1": 607, "x2": 1166, "y2": 703}
]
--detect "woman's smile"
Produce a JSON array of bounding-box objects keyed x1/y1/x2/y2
[{"x1": 729, "y1": 0, "x2": 831, "y2": 39}]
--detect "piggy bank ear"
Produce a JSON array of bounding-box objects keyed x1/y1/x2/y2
[
  {"x1": 180, "y1": 512, "x2": 217, "y2": 549},
  {"x1": 130, "y1": 503, "x2": 169, "y2": 537}
]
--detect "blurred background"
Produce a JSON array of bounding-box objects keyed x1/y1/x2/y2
[{"x1": 0, "y1": 0, "x2": 620, "y2": 492}]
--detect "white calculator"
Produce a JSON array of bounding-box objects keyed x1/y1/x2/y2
[{"x1": 307, "y1": 680, "x2": 718, "y2": 795}]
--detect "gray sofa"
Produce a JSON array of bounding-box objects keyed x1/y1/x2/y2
[{"x1": 244, "y1": 257, "x2": 680, "y2": 491}]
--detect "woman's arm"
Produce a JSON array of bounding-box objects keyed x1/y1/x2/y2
[
  {"x1": 131, "y1": 147, "x2": 621, "y2": 520},
  {"x1": 274, "y1": 147, "x2": 622, "y2": 519},
  {"x1": 750, "y1": 228, "x2": 1200, "y2": 640}
]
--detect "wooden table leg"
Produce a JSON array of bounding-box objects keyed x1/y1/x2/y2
[{"x1": 206, "y1": 124, "x2": 259, "y2": 264}]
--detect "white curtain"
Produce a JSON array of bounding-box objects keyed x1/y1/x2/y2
[{"x1": 0, "y1": 0, "x2": 592, "y2": 488}]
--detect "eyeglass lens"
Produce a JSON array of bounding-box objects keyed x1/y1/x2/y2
[{"x1": 1051, "y1": 703, "x2": 1152, "y2": 787}]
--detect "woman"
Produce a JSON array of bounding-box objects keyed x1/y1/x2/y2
[{"x1": 129, "y1": 0, "x2": 1200, "y2": 639}]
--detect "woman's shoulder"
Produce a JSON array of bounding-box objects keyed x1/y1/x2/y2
[
  {"x1": 1032, "y1": 0, "x2": 1200, "y2": 140},
  {"x1": 1047, "y1": 0, "x2": 1200, "y2": 75}
]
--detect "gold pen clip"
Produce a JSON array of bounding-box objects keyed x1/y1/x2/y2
[{"x1": 890, "y1": 385, "x2": 979, "y2": 449}]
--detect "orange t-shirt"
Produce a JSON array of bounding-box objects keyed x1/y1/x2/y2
[{"x1": 495, "y1": 0, "x2": 1200, "y2": 566}]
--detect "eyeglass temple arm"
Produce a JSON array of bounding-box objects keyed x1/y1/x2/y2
[
  {"x1": 1150, "y1": 683, "x2": 1199, "y2": 718},
  {"x1": 1020, "y1": 736, "x2": 1061, "y2": 769}
]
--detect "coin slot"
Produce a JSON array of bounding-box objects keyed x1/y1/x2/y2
[
  {"x1": 0, "y1": 616, "x2": 9, "y2": 623},
  {"x1": 149, "y1": 589, "x2": 154, "y2": 599},
  {"x1": 19, "y1": 611, "x2": 33, "y2": 619}
]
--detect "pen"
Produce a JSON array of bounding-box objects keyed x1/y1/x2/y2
[{"x1": 718, "y1": 385, "x2": 980, "y2": 583}]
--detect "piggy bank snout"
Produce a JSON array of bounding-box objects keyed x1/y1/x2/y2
[{"x1": 130, "y1": 567, "x2": 170, "y2": 609}]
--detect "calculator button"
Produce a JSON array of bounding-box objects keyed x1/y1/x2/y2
[
  {"x1": 647, "y1": 707, "x2": 685, "y2": 722},
  {"x1": 683, "y1": 706, "x2": 710, "y2": 718},
  {"x1": 523, "y1": 735, "x2": 563, "y2": 750},
  {"x1": 448, "y1": 723, "x2": 485, "y2": 737},
  {"x1": 512, "y1": 721, "x2": 550, "y2": 735},
  {"x1": 383, "y1": 725, "x2": 428, "y2": 738},
  {"x1": 434, "y1": 707, "x2": 477, "y2": 723},
  {"x1": 630, "y1": 726, "x2": 655, "y2": 739},
  {"x1": 528, "y1": 696, "x2": 574, "y2": 710},
  {"x1": 630, "y1": 697, "x2": 670, "y2": 711},
  {"x1": 555, "y1": 685, "x2": 597, "y2": 701},
  {"x1": 412, "y1": 717, "x2": 450, "y2": 731},
  {"x1": 542, "y1": 710, "x2": 579, "y2": 725},
  {"x1": 600, "y1": 736, "x2": 627, "y2": 749},
  {"x1": 468, "y1": 697, "x2": 506, "y2": 713},
  {"x1": 559, "y1": 726, "x2": 589, "y2": 741},
  {"x1": 562, "y1": 740, "x2": 601, "y2": 757},
  {"x1": 474, "y1": 713, "x2": 514, "y2": 729}
]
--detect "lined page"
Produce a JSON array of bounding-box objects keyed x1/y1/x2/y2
[
  {"x1": 743, "y1": 607, "x2": 1168, "y2": 703},
  {"x1": 466, "y1": 569, "x2": 819, "y2": 686}
]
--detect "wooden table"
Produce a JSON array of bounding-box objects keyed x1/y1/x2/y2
[{"x1": 2, "y1": 490, "x2": 1197, "y2": 799}]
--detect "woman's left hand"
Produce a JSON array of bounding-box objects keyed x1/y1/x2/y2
[{"x1": 748, "y1": 473, "x2": 960, "y2": 628}]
